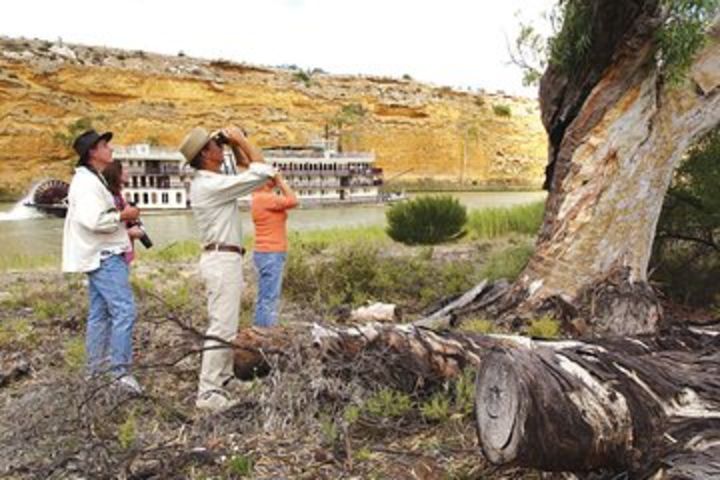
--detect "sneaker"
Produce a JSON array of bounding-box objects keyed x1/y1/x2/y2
[
  {"x1": 222, "y1": 377, "x2": 253, "y2": 396},
  {"x1": 115, "y1": 375, "x2": 144, "y2": 395},
  {"x1": 195, "y1": 390, "x2": 239, "y2": 413}
]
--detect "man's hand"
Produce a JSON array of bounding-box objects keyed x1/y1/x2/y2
[
  {"x1": 119, "y1": 205, "x2": 140, "y2": 222},
  {"x1": 224, "y1": 125, "x2": 265, "y2": 164},
  {"x1": 223, "y1": 126, "x2": 247, "y2": 147},
  {"x1": 127, "y1": 225, "x2": 145, "y2": 239}
]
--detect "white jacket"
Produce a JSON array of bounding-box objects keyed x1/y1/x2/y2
[{"x1": 62, "y1": 166, "x2": 130, "y2": 273}]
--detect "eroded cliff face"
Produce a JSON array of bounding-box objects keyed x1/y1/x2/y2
[{"x1": 0, "y1": 37, "x2": 547, "y2": 197}]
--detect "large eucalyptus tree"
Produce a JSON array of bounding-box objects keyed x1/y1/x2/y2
[{"x1": 509, "y1": 0, "x2": 720, "y2": 334}]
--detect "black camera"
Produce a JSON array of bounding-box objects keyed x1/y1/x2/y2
[{"x1": 126, "y1": 201, "x2": 153, "y2": 249}]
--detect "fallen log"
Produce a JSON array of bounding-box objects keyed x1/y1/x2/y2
[
  {"x1": 233, "y1": 322, "x2": 492, "y2": 389},
  {"x1": 233, "y1": 324, "x2": 720, "y2": 477},
  {"x1": 474, "y1": 328, "x2": 720, "y2": 475}
]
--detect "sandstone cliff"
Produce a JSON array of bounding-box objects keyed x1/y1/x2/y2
[{"x1": 0, "y1": 37, "x2": 547, "y2": 198}]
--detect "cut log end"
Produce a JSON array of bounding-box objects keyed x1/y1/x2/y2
[{"x1": 475, "y1": 350, "x2": 524, "y2": 465}]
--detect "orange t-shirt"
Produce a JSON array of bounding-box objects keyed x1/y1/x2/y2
[{"x1": 251, "y1": 190, "x2": 298, "y2": 252}]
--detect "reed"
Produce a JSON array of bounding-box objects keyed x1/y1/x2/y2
[{"x1": 468, "y1": 201, "x2": 544, "y2": 239}]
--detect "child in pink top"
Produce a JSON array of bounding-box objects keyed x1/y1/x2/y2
[{"x1": 102, "y1": 159, "x2": 143, "y2": 264}]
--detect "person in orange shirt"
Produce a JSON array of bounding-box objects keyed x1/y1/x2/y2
[{"x1": 251, "y1": 174, "x2": 298, "y2": 327}]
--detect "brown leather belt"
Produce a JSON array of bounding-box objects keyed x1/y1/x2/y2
[{"x1": 204, "y1": 243, "x2": 245, "y2": 255}]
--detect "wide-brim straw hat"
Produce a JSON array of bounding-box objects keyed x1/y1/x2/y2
[{"x1": 179, "y1": 127, "x2": 214, "y2": 163}]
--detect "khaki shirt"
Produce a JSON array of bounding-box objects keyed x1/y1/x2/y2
[{"x1": 190, "y1": 163, "x2": 276, "y2": 247}]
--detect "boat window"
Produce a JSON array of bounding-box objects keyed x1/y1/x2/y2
[
  {"x1": 176, "y1": 192, "x2": 183, "y2": 204},
  {"x1": 142, "y1": 193, "x2": 149, "y2": 205},
  {"x1": 151, "y1": 192, "x2": 157, "y2": 204},
  {"x1": 161, "y1": 193, "x2": 169, "y2": 204}
]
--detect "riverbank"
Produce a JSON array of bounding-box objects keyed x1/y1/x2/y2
[
  {"x1": 0, "y1": 191, "x2": 547, "y2": 263},
  {"x1": 0, "y1": 203, "x2": 549, "y2": 479},
  {"x1": 386, "y1": 179, "x2": 544, "y2": 193}
]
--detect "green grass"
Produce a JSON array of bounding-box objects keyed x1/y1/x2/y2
[
  {"x1": 287, "y1": 225, "x2": 388, "y2": 249},
  {"x1": 480, "y1": 242, "x2": 534, "y2": 281},
  {"x1": 63, "y1": 337, "x2": 86, "y2": 371},
  {"x1": 226, "y1": 454, "x2": 253, "y2": 477},
  {"x1": 0, "y1": 318, "x2": 39, "y2": 349},
  {"x1": 468, "y1": 202, "x2": 544, "y2": 239},
  {"x1": 526, "y1": 316, "x2": 561, "y2": 339},
  {"x1": 0, "y1": 254, "x2": 59, "y2": 272},
  {"x1": 459, "y1": 318, "x2": 495, "y2": 334},
  {"x1": 136, "y1": 240, "x2": 201, "y2": 263}
]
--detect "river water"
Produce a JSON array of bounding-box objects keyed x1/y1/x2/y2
[{"x1": 0, "y1": 191, "x2": 545, "y2": 258}]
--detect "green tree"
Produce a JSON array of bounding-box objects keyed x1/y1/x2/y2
[{"x1": 652, "y1": 126, "x2": 720, "y2": 304}]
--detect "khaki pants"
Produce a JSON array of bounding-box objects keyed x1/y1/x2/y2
[{"x1": 198, "y1": 251, "x2": 243, "y2": 396}]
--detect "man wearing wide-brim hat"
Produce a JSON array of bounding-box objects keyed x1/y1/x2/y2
[
  {"x1": 62, "y1": 129, "x2": 145, "y2": 394},
  {"x1": 179, "y1": 125, "x2": 276, "y2": 412}
]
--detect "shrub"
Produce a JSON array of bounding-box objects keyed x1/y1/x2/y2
[
  {"x1": 386, "y1": 195, "x2": 467, "y2": 245},
  {"x1": 293, "y1": 70, "x2": 313, "y2": 87},
  {"x1": 283, "y1": 241, "x2": 477, "y2": 311},
  {"x1": 492, "y1": 104, "x2": 512, "y2": 117}
]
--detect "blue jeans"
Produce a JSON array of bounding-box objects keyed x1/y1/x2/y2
[
  {"x1": 253, "y1": 252, "x2": 287, "y2": 327},
  {"x1": 86, "y1": 254, "x2": 136, "y2": 377}
]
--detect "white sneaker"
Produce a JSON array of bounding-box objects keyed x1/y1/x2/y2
[
  {"x1": 116, "y1": 375, "x2": 144, "y2": 395},
  {"x1": 196, "y1": 390, "x2": 239, "y2": 413}
]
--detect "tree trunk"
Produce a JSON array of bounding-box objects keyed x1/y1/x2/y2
[
  {"x1": 513, "y1": 6, "x2": 720, "y2": 335},
  {"x1": 475, "y1": 328, "x2": 720, "y2": 476}
]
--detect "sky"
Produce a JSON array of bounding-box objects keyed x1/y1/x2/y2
[{"x1": 0, "y1": 0, "x2": 555, "y2": 97}]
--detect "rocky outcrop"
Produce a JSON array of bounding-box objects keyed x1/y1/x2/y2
[{"x1": 0, "y1": 37, "x2": 547, "y2": 197}]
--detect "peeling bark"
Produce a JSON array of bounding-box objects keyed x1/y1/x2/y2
[{"x1": 475, "y1": 328, "x2": 720, "y2": 475}]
